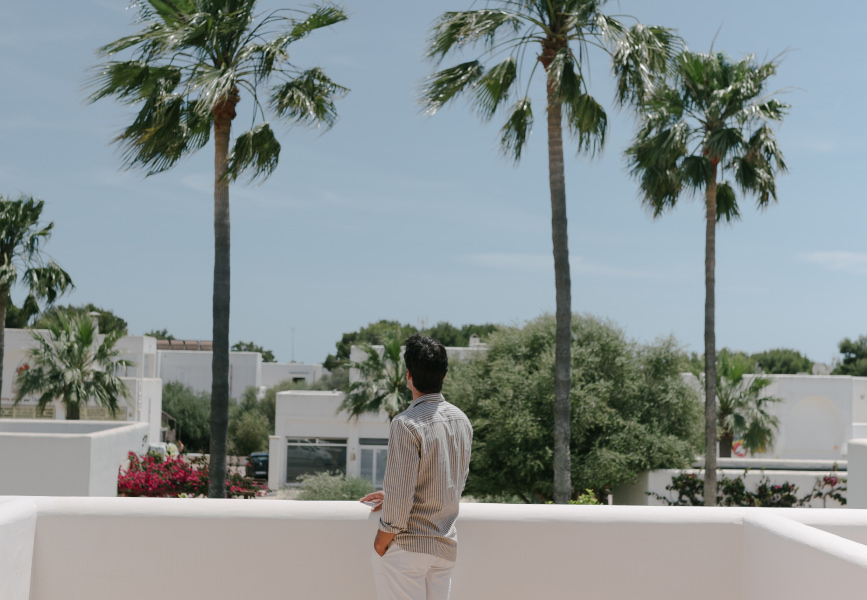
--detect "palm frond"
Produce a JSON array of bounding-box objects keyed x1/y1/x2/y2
[
  {"x1": 426, "y1": 10, "x2": 523, "y2": 60},
  {"x1": 271, "y1": 67, "x2": 347, "y2": 128},
  {"x1": 715, "y1": 181, "x2": 740, "y2": 224},
  {"x1": 225, "y1": 123, "x2": 281, "y2": 183},
  {"x1": 499, "y1": 97, "x2": 533, "y2": 162},
  {"x1": 472, "y1": 57, "x2": 517, "y2": 121},
  {"x1": 612, "y1": 24, "x2": 680, "y2": 106},
  {"x1": 420, "y1": 61, "x2": 484, "y2": 115},
  {"x1": 564, "y1": 93, "x2": 607, "y2": 156}
]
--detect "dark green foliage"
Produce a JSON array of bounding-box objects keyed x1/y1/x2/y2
[
  {"x1": 5, "y1": 296, "x2": 40, "y2": 328},
  {"x1": 654, "y1": 471, "x2": 833, "y2": 508},
  {"x1": 228, "y1": 396, "x2": 271, "y2": 457},
  {"x1": 444, "y1": 314, "x2": 702, "y2": 502},
  {"x1": 232, "y1": 340, "x2": 276, "y2": 362},
  {"x1": 145, "y1": 328, "x2": 175, "y2": 340},
  {"x1": 834, "y1": 336, "x2": 867, "y2": 376},
  {"x1": 323, "y1": 319, "x2": 497, "y2": 370},
  {"x1": 162, "y1": 382, "x2": 211, "y2": 453},
  {"x1": 751, "y1": 348, "x2": 812, "y2": 374},
  {"x1": 296, "y1": 471, "x2": 375, "y2": 501},
  {"x1": 34, "y1": 303, "x2": 128, "y2": 337}
]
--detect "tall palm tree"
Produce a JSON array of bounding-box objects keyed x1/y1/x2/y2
[
  {"x1": 421, "y1": 0, "x2": 676, "y2": 503},
  {"x1": 626, "y1": 51, "x2": 788, "y2": 504},
  {"x1": 89, "y1": 0, "x2": 347, "y2": 497},
  {"x1": 0, "y1": 195, "x2": 74, "y2": 401},
  {"x1": 341, "y1": 337, "x2": 412, "y2": 421},
  {"x1": 15, "y1": 315, "x2": 131, "y2": 420}
]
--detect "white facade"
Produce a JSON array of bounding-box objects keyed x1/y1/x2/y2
[
  {"x1": 0, "y1": 420, "x2": 149, "y2": 497},
  {"x1": 268, "y1": 390, "x2": 390, "y2": 490},
  {"x1": 260, "y1": 362, "x2": 323, "y2": 387},
  {"x1": 6, "y1": 498, "x2": 867, "y2": 599},
  {"x1": 156, "y1": 349, "x2": 261, "y2": 400}
]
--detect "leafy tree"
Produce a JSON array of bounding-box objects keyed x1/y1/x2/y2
[
  {"x1": 0, "y1": 195, "x2": 74, "y2": 397},
  {"x1": 833, "y1": 336, "x2": 867, "y2": 376},
  {"x1": 162, "y1": 382, "x2": 211, "y2": 453},
  {"x1": 232, "y1": 340, "x2": 276, "y2": 362},
  {"x1": 145, "y1": 328, "x2": 175, "y2": 341},
  {"x1": 90, "y1": 0, "x2": 347, "y2": 498},
  {"x1": 15, "y1": 315, "x2": 131, "y2": 420},
  {"x1": 445, "y1": 314, "x2": 701, "y2": 502},
  {"x1": 422, "y1": 1, "x2": 676, "y2": 504},
  {"x1": 228, "y1": 405, "x2": 270, "y2": 456},
  {"x1": 626, "y1": 50, "x2": 788, "y2": 504},
  {"x1": 426, "y1": 322, "x2": 497, "y2": 347},
  {"x1": 324, "y1": 320, "x2": 417, "y2": 370},
  {"x1": 751, "y1": 348, "x2": 812, "y2": 375},
  {"x1": 33, "y1": 303, "x2": 128, "y2": 337},
  {"x1": 690, "y1": 350, "x2": 781, "y2": 457},
  {"x1": 5, "y1": 296, "x2": 40, "y2": 328},
  {"x1": 340, "y1": 336, "x2": 411, "y2": 420}
]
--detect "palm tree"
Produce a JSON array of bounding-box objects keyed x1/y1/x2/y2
[
  {"x1": 421, "y1": 1, "x2": 676, "y2": 503},
  {"x1": 626, "y1": 51, "x2": 788, "y2": 504},
  {"x1": 340, "y1": 337, "x2": 412, "y2": 421},
  {"x1": 0, "y1": 195, "x2": 74, "y2": 401},
  {"x1": 692, "y1": 350, "x2": 781, "y2": 458},
  {"x1": 15, "y1": 315, "x2": 132, "y2": 420},
  {"x1": 89, "y1": 0, "x2": 347, "y2": 497}
]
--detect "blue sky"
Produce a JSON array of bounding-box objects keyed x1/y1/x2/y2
[{"x1": 0, "y1": 0, "x2": 864, "y2": 365}]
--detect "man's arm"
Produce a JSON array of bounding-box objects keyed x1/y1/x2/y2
[{"x1": 376, "y1": 419, "x2": 420, "y2": 545}]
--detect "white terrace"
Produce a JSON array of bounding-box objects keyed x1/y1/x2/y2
[{"x1": 3, "y1": 498, "x2": 867, "y2": 600}]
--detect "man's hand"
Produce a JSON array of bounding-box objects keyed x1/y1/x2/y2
[
  {"x1": 360, "y1": 490, "x2": 384, "y2": 512},
  {"x1": 373, "y1": 529, "x2": 395, "y2": 557}
]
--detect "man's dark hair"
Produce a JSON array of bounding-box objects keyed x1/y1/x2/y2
[{"x1": 404, "y1": 334, "x2": 448, "y2": 394}]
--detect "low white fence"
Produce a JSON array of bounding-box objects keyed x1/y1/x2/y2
[{"x1": 2, "y1": 498, "x2": 867, "y2": 599}]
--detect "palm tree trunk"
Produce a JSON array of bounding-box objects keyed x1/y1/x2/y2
[
  {"x1": 719, "y1": 433, "x2": 733, "y2": 458},
  {"x1": 0, "y1": 284, "x2": 7, "y2": 412},
  {"x1": 209, "y1": 93, "x2": 237, "y2": 499},
  {"x1": 547, "y1": 82, "x2": 572, "y2": 505},
  {"x1": 703, "y1": 169, "x2": 718, "y2": 506},
  {"x1": 67, "y1": 402, "x2": 80, "y2": 420}
]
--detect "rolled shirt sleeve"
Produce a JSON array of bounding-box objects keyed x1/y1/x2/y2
[{"x1": 378, "y1": 418, "x2": 420, "y2": 535}]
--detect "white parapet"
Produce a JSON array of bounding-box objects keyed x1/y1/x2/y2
[
  {"x1": 847, "y1": 438, "x2": 867, "y2": 508},
  {"x1": 0, "y1": 498, "x2": 865, "y2": 599},
  {"x1": 0, "y1": 498, "x2": 36, "y2": 600}
]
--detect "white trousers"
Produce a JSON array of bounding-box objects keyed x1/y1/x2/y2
[{"x1": 371, "y1": 543, "x2": 456, "y2": 600}]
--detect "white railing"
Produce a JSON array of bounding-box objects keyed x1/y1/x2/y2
[{"x1": 3, "y1": 498, "x2": 867, "y2": 600}]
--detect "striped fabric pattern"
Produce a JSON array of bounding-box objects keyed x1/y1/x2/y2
[{"x1": 379, "y1": 392, "x2": 473, "y2": 562}]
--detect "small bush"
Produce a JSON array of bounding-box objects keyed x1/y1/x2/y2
[{"x1": 296, "y1": 471, "x2": 375, "y2": 500}]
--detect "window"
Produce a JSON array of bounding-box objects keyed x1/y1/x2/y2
[
  {"x1": 286, "y1": 438, "x2": 347, "y2": 484},
  {"x1": 359, "y1": 438, "x2": 389, "y2": 488}
]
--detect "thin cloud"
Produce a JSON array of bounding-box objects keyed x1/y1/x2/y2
[{"x1": 802, "y1": 251, "x2": 867, "y2": 275}]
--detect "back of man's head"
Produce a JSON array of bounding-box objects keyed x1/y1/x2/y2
[{"x1": 404, "y1": 334, "x2": 448, "y2": 394}]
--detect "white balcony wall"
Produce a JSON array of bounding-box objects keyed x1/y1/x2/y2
[
  {"x1": 0, "y1": 420, "x2": 149, "y2": 496},
  {"x1": 0, "y1": 499, "x2": 35, "y2": 600},
  {"x1": 6, "y1": 499, "x2": 867, "y2": 600}
]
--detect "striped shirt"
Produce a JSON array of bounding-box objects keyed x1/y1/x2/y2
[{"x1": 378, "y1": 392, "x2": 473, "y2": 562}]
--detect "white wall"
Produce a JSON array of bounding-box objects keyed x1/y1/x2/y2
[
  {"x1": 270, "y1": 391, "x2": 390, "y2": 487},
  {"x1": 120, "y1": 377, "x2": 163, "y2": 444},
  {"x1": 261, "y1": 362, "x2": 323, "y2": 387},
  {"x1": 13, "y1": 499, "x2": 867, "y2": 600},
  {"x1": 614, "y1": 467, "x2": 847, "y2": 508},
  {"x1": 157, "y1": 350, "x2": 261, "y2": 399},
  {"x1": 0, "y1": 498, "x2": 35, "y2": 600},
  {"x1": 0, "y1": 420, "x2": 149, "y2": 496}
]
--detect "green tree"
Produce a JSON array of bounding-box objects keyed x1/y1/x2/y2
[
  {"x1": 145, "y1": 329, "x2": 175, "y2": 340},
  {"x1": 15, "y1": 315, "x2": 131, "y2": 420},
  {"x1": 162, "y1": 381, "x2": 211, "y2": 452},
  {"x1": 90, "y1": 0, "x2": 347, "y2": 498},
  {"x1": 422, "y1": 1, "x2": 676, "y2": 504},
  {"x1": 0, "y1": 195, "x2": 74, "y2": 398},
  {"x1": 626, "y1": 50, "x2": 788, "y2": 504},
  {"x1": 833, "y1": 336, "x2": 867, "y2": 376},
  {"x1": 5, "y1": 296, "x2": 40, "y2": 328},
  {"x1": 34, "y1": 303, "x2": 128, "y2": 337},
  {"x1": 426, "y1": 322, "x2": 497, "y2": 347},
  {"x1": 340, "y1": 336, "x2": 411, "y2": 420},
  {"x1": 227, "y1": 405, "x2": 270, "y2": 456},
  {"x1": 690, "y1": 350, "x2": 781, "y2": 457},
  {"x1": 751, "y1": 348, "x2": 812, "y2": 375},
  {"x1": 232, "y1": 340, "x2": 276, "y2": 362},
  {"x1": 324, "y1": 320, "x2": 417, "y2": 371},
  {"x1": 444, "y1": 314, "x2": 701, "y2": 502}
]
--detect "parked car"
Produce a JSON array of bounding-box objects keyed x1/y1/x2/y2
[{"x1": 246, "y1": 452, "x2": 269, "y2": 479}]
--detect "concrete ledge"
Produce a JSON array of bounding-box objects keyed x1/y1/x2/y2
[{"x1": 0, "y1": 498, "x2": 36, "y2": 600}]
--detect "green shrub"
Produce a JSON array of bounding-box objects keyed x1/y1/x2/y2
[{"x1": 296, "y1": 471, "x2": 375, "y2": 500}]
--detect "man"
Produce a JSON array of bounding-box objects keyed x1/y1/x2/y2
[{"x1": 360, "y1": 334, "x2": 473, "y2": 600}]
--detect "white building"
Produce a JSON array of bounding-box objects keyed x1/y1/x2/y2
[
  {"x1": 268, "y1": 390, "x2": 390, "y2": 491},
  {"x1": 0, "y1": 330, "x2": 163, "y2": 443},
  {"x1": 261, "y1": 362, "x2": 324, "y2": 387}
]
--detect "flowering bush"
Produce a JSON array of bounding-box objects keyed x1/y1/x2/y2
[{"x1": 118, "y1": 452, "x2": 266, "y2": 498}]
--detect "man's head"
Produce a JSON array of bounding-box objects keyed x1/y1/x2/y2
[{"x1": 404, "y1": 333, "x2": 448, "y2": 394}]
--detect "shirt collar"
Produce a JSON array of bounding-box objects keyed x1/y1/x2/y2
[{"x1": 410, "y1": 392, "x2": 444, "y2": 407}]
